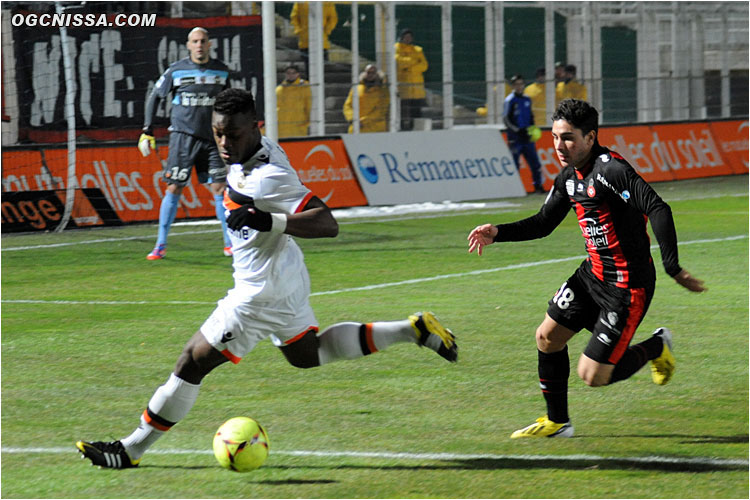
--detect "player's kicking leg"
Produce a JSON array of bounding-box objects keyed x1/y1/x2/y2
[
  {"x1": 76, "y1": 440, "x2": 140, "y2": 469},
  {"x1": 280, "y1": 312, "x2": 458, "y2": 368}
]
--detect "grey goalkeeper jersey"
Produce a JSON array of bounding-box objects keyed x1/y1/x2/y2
[{"x1": 143, "y1": 57, "x2": 230, "y2": 141}]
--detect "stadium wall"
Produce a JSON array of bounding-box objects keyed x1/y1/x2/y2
[{"x1": 1, "y1": 119, "x2": 747, "y2": 233}]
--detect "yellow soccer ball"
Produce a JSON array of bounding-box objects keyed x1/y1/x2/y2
[{"x1": 212, "y1": 417, "x2": 270, "y2": 472}]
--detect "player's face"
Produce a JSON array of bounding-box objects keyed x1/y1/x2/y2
[
  {"x1": 187, "y1": 31, "x2": 210, "y2": 64},
  {"x1": 551, "y1": 119, "x2": 595, "y2": 170},
  {"x1": 212, "y1": 111, "x2": 261, "y2": 165}
]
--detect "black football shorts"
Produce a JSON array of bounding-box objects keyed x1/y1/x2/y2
[{"x1": 546, "y1": 262, "x2": 655, "y2": 364}]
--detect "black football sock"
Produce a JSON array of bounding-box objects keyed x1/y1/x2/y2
[
  {"x1": 538, "y1": 346, "x2": 570, "y2": 423},
  {"x1": 609, "y1": 335, "x2": 663, "y2": 383}
]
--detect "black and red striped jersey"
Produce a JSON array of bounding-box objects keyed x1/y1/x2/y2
[{"x1": 493, "y1": 145, "x2": 682, "y2": 289}]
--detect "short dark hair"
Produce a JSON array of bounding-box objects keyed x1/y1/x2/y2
[
  {"x1": 284, "y1": 65, "x2": 299, "y2": 73},
  {"x1": 564, "y1": 64, "x2": 577, "y2": 74},
  {"x1": 399, "y1": 28, "x2": 413, "y2": 39},
  {"x1": 510, "y1": 74, "x2": 524, "y2": 84},
  {"x1": 535, "y1": 67, "x2": 545, "y2": 78},
  {"x1": 552, "y1": 99, "x2": 599, "y2": 139},
  {"x1": 214, "y1": 88, "x2": 256, "y2": 117}
]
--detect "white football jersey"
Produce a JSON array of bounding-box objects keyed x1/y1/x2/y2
[{"x1": 224, "y1": 136, "x2": 313, "y2": 300}]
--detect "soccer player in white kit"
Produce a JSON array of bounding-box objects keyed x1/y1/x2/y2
[{"x1": 76, "y1": 88, "x2": 458, "y2": 469}]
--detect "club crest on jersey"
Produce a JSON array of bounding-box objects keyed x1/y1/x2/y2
[{"x1": 587, "y1": 180, "x2": 596, "y2": 197}]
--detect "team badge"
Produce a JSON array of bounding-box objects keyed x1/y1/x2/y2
[{"x1": 587, "y1": 180, "x2": 596, "y2": 197}]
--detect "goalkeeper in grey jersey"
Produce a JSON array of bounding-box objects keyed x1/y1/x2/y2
[{"x1": 138, "y1": 27, "x2": 232, "y2": 260}]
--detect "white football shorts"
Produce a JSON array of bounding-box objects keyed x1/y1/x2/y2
[{"x1": 200, "y1": 273, "x2": 318, "y2": 364}]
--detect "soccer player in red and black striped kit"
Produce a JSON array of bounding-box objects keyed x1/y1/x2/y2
[{"x1": 467, "y1": 99, "x2": 706, "y2": 438}]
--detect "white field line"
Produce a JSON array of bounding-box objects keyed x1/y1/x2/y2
[
  {"x1": 1, "y1": 446, "x2": 747, "y2": 468},
  {"x1": 1, "y1": 235, "x2": 746, "y2": 306},
  {"x1": 2, "y1": 191, "x2": 746, "y2": 252}
]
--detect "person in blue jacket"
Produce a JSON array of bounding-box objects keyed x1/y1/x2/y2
[{"x1": 503, "y1": 75, "x2": 546, "y2": 194}]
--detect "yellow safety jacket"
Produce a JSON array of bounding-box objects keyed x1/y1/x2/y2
[
  {"x1": 556, "y1": 80, "x2": 588, "y2": 104},
  {"x1": 343, "y1": 81, "x2": 390, "y2": 133},
  {"x1": 524, "y1": 82, "x2": 546, "y2": 126},
  {"x1": 394, "y1": 42, "x2": 428, "y2": 100},
  {"x1": 290, "y1": 2, "x2": 338, "y2": 50},
  {"x1": 276, "y1": 77, "x2": 312, "y2": 138}
]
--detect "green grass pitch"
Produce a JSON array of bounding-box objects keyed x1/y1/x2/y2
[{"x1": 2, "y1": 175, "x2": 748, "y2": 498}]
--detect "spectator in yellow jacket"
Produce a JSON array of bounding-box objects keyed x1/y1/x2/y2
[
  {"x1": 276, "y1": 65, "x2": 311, "y2": 138},
  {"x1": 290, "y1": 2, "x2": 338, "y2": 78},
  {"x1": 556, "y1": 64, "x2": 587, "y2": 104},
  {"x1": 343, "y1": 64, "x2": 389, "y2": 133},
  {"x1": 394, "y1": 29, "x2": 428, "y2": 131},
  {"x1": 524, "y1": 67, "x2": 547, "y2": 127}
]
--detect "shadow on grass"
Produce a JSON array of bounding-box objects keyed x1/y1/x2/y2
[
  {"x1": 255, "y1": 479, "x2": 338, "y2": 485},
  {"x1": 139, "y1": 455, "x2": 745, "y2": 474},
  {"x1": 600, "y1": 433, "x2": 749, "y2": 445}
]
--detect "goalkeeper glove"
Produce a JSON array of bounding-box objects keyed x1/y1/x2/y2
[
  {"x1": 138, "y1": 133, "x2": 155, "y2": 157},
  {"x1": 516, "y1": 128, "x2": 530, "y2": 143},
  {"x1": 226, "y1": 204, "x2": 287, "y2": 233}
]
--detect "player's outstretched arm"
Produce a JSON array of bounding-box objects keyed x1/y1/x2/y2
[
  {"x1": 286, "y1": 196, "x2": 338, "y2": 238},
  {"x1": 673, "y1": 268, "x2": 707, "y2": 293},
  {"x1": 467, "y1": 224, "x2": 498, "y2": 256}
]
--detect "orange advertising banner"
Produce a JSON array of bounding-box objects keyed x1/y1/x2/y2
[
  {"x1": 2, "y1": 137, "x2": 366, "y2": 229},
  {"x1": 514, "y1": 120, "x2": 744, "y2": 192},
  {"x1": 646, "y1": 122, "x2": 735, "y2": 179},
  {"x1": 597, "y1": 125, "x2": 676, "y2": 182},
  {"x1": 707, "y1": 119, "x2": 749, "y2": 174},
  {"x1": 3, "y1": 145, "x2": 219, "y2": 224},
  {"x1": 279, "y1": 138, "x2": 368, "y2": 208},
  {"x1": 2, "y1": 121, "x2": 744, "y2": 230}
]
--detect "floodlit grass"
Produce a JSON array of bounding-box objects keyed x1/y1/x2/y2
[{"x1": 2, "y1": 175, "x2": 748, "y2": 498}]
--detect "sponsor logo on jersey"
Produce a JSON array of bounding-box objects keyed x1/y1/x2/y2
[
  {"x1": 599, "y1": 153, "x2": 610, "y2": 163},
  {"x1": 580, "y1": 217, "x2": 610, "y2": 249},
  {"x1": 566, "y1": 179, "x2": 575, "y2": 196},
  {"x1": 174, "y1": 74, "x2": 227, "y2": 86},
  {"x1": 176, "y1": 92, "x2": 216, "y2": 107},
  {"x1": 596, "y1": 173, "x2": 630, "y2": 202}
]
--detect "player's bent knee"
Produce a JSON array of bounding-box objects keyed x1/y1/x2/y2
[
  {"x1": 174, "y1": 331, "x2": 227, "y2": 384},
  {"x1": 278, "y1": 329, "x2": 321, "y2": 369},
  {"x1": 577, "y1": 361, "x2": 612, "y2": 387},
  {"x1": 536, "y1": 327, "x2": 564, "y2": 353}
]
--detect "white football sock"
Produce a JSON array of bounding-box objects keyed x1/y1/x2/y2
[
  {"x1": 317, "y1": 320, "x2": 415, "y2": 365},
  {"x1": 121, "y1": 373, "x2": 201, "y2": 460}
]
